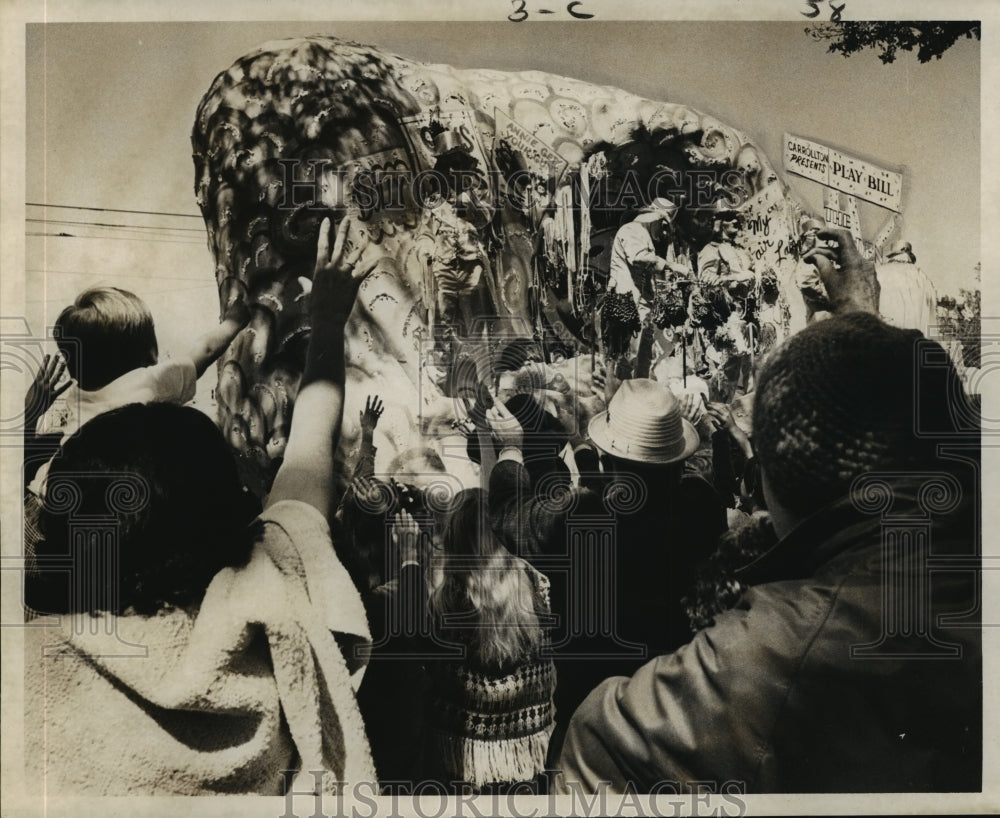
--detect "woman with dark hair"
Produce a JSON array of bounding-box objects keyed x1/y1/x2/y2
[
  {"x1": 421, "y1": 488, "x2": 556, "y2": 791},
  {"x1": 23, "y1": 216, "x2": 380, "y2": 796}
]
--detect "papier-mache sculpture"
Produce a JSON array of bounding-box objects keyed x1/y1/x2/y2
[{"x1": 192, "y1": 36, "x2": 802, "y2": 493}]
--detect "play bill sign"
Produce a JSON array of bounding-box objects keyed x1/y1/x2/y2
[{"x1": 783, "y1": 133, "x2": 902, "y2": 212}]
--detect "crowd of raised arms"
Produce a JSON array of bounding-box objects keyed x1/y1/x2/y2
[{"x1": 21, "y1": 217, "x2": 980, "y2": 797}]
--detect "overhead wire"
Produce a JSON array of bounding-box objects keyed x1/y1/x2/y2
[
  {"x1": 26, "y1": 231, "x2": 204, "y2": 245},
  {"x1": 26, "y1": 217, "x2": 203, "y2": 233},
  {"x1": 25, "y1": 202, "x2": 208, "y2": 245},
  {"x1": 26, "y1": 202, "x2": 202, "y2": 219},
  {"x1": 25, "y1": 268, "x2": 212, "y2": 282}
]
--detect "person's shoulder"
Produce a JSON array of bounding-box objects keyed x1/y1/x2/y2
[
  {"x1": 142, "y1": 357, "x2": 198, "y2": 403},
  {"x1": 679, "y1": 470, "x2": 717, "y2": 493},
  {"x1": 677, "y1": 472, "x2": 725, "y2": 515},
  {"x1": 102, "y1": 358, "x2": 193, "y2": 394},
  {"x1": 255, "y1": 499, "x2": 329, "y2": 543},
  {"x1": 148, "y1": 356, "x2": 197, "y2": 381},
  {"x1": 615, "y1": 220, "x2": 647, "y2": 239}
]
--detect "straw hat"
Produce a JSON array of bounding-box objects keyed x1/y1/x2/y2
[
  {"x1": 588, "y1": 379, "x2": 700, "y2": 464},
  {"x1": 635, "y1": 197, "x2": 680, "y2": 223}
]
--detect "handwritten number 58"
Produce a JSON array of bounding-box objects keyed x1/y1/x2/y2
[{"x1": 801, "y1": 0, "x2": 846, "y2": 21}]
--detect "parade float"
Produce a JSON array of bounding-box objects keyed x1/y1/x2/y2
[{"x1": 192, "y1": 36, "x2": 805, "y2": 493}]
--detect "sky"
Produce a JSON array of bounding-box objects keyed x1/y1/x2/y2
[{"x1": 20, "y1": 19, "x2": 981, "y2": 380}]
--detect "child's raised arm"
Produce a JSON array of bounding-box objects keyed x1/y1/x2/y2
[
  {"x1": 266, "y1": 216, "x2": 377, "y2": 516},
  {"x1": 187, "y1": 299, "x2": 252, "y2": 378}
]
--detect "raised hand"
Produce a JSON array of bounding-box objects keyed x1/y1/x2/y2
[
  {"x1": 349, "y1": 475, "x2": 385, "y2": 512},
  {"x1": 391, "y1": 509, "x2": 423, "y2": 565},
  {"x1": 676, "y1": 391, "x2": 706, "y2": 426},
  {"x1": 705, "y1": 402, "x2": 734, "y2": 433},
  {"x1": 24, "y1": 353, "x2": 71, "y2": 430},
  {"x1": 706, "y1": 401, "x2": 753, "y2": 456},
  {"x1": 311, "y1": 215, "x2": 380, "y2": 323},
  {"x1": 803, "y1": 227, "x2": 880, "y2": 316},
  {"x1": 486, "y1": 402, "x2": 524, "y2": 452},
  {"x1": 360, "y1": 394, "x2": 384, "y2": 436},
  {"x1": 268, "y1": 216, "x2": 381, "y2": 512}
]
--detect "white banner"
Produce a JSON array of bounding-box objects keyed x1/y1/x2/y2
[{"x1": 784, "y1": 133, "x2": 903, "y2": 212}]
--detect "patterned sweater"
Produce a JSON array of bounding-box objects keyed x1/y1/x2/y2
[{"x1": 426, "y1": 566, "x2": 555, "y2": 789}]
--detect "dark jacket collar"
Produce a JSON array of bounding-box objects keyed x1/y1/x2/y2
[{"x1": 735, "y1": 476, "x2": 969, "y2": 586}]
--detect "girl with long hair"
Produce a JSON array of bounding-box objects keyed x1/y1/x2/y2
[{"x1": 423, "y1": 488, "x2": 556, "y2": 791}]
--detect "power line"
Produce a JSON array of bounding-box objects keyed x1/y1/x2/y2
[
  {"x1": 26, "y1": 202, "x2": 203, "y2": 219},
  {"x1": 26, "y1": 231, "x2": 203, "y2": 245},
  {"x1": 26, "y1": 217, "x2": 204, "y2": 233},
  {"x1": 26, "y1": 268, "x2": 214, "y2": 282}
]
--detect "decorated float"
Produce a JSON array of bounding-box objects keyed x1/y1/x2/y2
[{"x1": 192, "y1": 36, "x2": 807, "y2": 493}]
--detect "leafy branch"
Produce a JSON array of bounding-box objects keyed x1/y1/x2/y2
[{"x1": 807, "y1": 21, "x2": 980, "y2": 64}]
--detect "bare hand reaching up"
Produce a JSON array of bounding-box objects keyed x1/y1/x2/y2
[
  {"x1": 486, "y1": 402, "x2": 524, "y2": 452},
  {"x1": 311, "y1": 215, "x2": 380, "y2": 323},
  {"x1": 391, "y1": 509, "x2": 423, "y2": 566},
  {"x1": 25, "y1": 353, "x2": 71, "y2": 431},
  {"x1": 803, "y1": 227, "x2": 880, "y2": 316},
  {"x1": 360, "y1": 394, "x2": 384, "y2": 436},
  {"x1": 267, "y1": 215, "x2": 380, "y2": 512}
]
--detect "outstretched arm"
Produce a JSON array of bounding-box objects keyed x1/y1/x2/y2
[
  {"x1": 188, "y1": 299, "x2": 251, "y2": 378},
  {"x1": 354, "y1": 394, "x2": 384, "y2": 478},
  {"x1": 335, "y1": 395, "x2": 384, "y2": 520},
  {"x1": 267, "y1": 216, "x2": 377, "y2": 514}
]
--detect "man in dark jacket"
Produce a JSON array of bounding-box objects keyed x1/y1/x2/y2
[{"x1": 555, "y1": 229, "x2": 982, "y2": 793}]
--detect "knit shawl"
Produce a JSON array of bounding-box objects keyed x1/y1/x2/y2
[{"x1": 23, "y1": 500, "x2": 376, "y2": 796}]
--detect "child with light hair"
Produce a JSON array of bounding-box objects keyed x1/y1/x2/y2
[
  {"x1": 26, "y1": 285, "x2": 250, "y2": 492},
  {"x1": 23, "y1": 285, "x2": 252, "y2": 566},
  {"x1": 42, "y1": 285, "x2": 249, "y2": 439}
]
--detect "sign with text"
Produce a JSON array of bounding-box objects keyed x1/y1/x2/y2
[
  {"x1": 823, "y1": 188, "x2": 853, "y2": 230},
  {"x1": 740, "y1": 181, "x2": 797, "y2": 267},
  {"x1": 400, "y1": 108, "x2": 493, "y2": 184},
  {"x1": 493, "y1": 108, "x2": 568, "y2": 184},
  {"x1": 783, "y1": 133, "x2": 903, "y2": 212}
]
